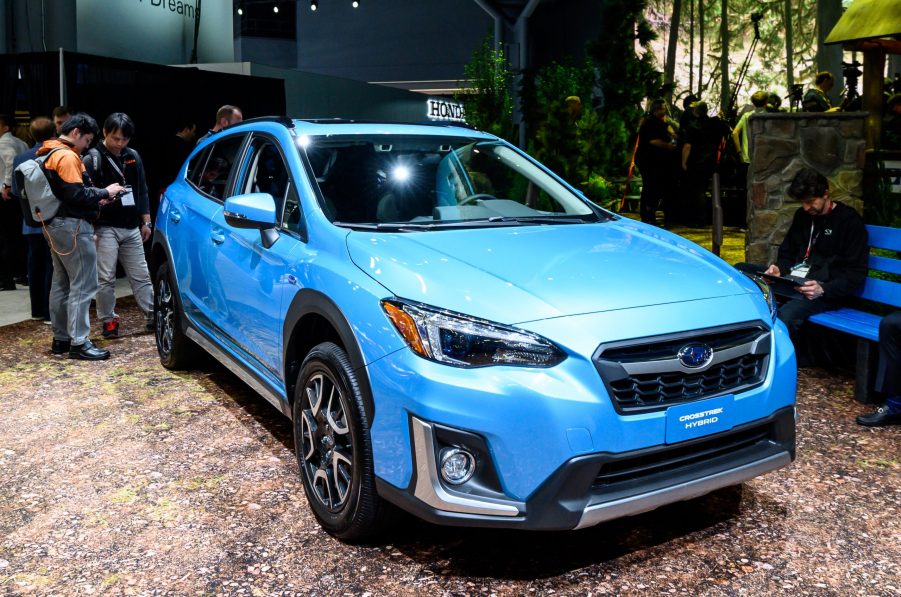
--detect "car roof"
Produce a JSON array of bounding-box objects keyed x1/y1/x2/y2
[
  {"x1": 215, "y1": 116, "x2": 495, "y2": 140},
  {"x1": 290, "y1": 119, "x2": 496, "y2": 139}
]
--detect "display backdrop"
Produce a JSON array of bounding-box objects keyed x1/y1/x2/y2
[{"x1": 76, "y1": 0, "x2": 233, "y2": 65}]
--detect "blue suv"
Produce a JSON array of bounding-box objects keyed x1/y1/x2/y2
[{"x1": 151, "y1": 118, "x2": 796, "y2": 541}]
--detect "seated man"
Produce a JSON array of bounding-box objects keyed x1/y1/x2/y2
[
  {"x1": 737, "y1": 168, "x2": 868, "y2": 344},
  {"x1": 802, "y1": 71, "x2": 835, "y2": 112},
  {"x1": 857, "y1": 311, "x2": 901, "y2": 427}
]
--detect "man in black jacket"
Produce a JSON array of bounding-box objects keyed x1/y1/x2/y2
[
  {"x1": 636, "y1": 99, "x2": 677, "y2": 226},
  {"x1": 83, "y1": 113, "x2": 153, "y2": 338},
  {"x1": 762, "y1": 168, "x2": 868, "y2": 335},
  {"x1": 41, "y1": 113, "x2": 124, "y2": 360},
  {"x1": 680, "y1": 102, "x2": 729, "y2": 227}
]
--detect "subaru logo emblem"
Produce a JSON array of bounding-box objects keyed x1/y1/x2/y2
[{"x1": 678, "y1": 343, "x2": 713, "y2": 368}]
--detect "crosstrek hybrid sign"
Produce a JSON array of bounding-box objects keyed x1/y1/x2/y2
[
  {"x1": 665, "y1": 395, "x2": 735, "y2": 443},
  {"x1": 76, "y1": 0, "x2": 232, "y2": 65}
]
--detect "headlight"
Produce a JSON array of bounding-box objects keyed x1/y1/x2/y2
[
  {"x1": 746, "y1": 274, "x2": 777, "y2": 321},
  {"x1": 381, "y1": 299, "x2": 566, "y2": 368}
]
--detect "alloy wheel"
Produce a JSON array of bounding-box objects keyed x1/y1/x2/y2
[
  {"x1": 299, "y1": 372, "x2": 353, "y2": 512},
  {"x1": 155, "y1": 276, "x2": 175, "y2": 358}
]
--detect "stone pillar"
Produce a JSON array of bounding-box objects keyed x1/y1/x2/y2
[{"x1": 745, "y1": 112, "x2": 867, "y2": 264}]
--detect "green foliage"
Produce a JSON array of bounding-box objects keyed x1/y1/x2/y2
[
  {"x1": 458, "y1": 1, "x2": 666, "y2": 199},
  {"x1": 867, "y1": 157, "x2": 901, "y2": 228},
  {"x1": 530, "y1": 99, "x2": 583, "y2": 187},
  {"x1": 523, "y1": 60, "x2": 593, "y2": 188},
  {"x1": 582, "y1": 173, "x2": 618, "y2": 211},
  {"x1": 454, "y1": 35, "x2": 515, "y2": 142},
  {"x1": 521, "y1": 0, "x2": 663, "y2": 199},
  {"x1": 577, "y1": 107, "x2": 632, "y2": 184},
  {"x1": 589, "y1": 0, "x2": 664, "y2": 115}
]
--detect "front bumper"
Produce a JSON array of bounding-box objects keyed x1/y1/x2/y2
[{"x1": 376, "y1": 406, "x2": 795, "y2": 530}]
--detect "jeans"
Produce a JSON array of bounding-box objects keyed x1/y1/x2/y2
[
  {"x1": 95, "y1": 226, "x2": 153, "y2": 324},
  {"x1": 46, "y1": 217, "x2": 98, "y2": 346},
  {"x1": 26, "y1": 233, "x2": 53, "y2": 319}
]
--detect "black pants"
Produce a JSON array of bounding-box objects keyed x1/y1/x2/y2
[
  {"x1": 640, "y1": 169, "x2": 668, "y2": 225},
  {"x1": 682, "y1": 168, "x2": 713, "y2": 227},
  {"x1": 0, "y1": 198, "x2": 24, "y2": 286},
  {"x1": 875, "y1": 311, "x2": 901, "y2": 397},
  {"x1": 26, "y1": 233, "x2": 53, "y2": 319},
  {"x1": 777, "y1": 295, "x2": 837, "y2": 336}
]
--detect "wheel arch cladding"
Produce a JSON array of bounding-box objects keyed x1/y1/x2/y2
[{"x1": 283, "y1": 289, "x2": 375, "y2": 421}]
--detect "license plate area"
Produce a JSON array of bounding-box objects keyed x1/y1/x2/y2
[{"x1": 665, "y1": 394, "x2": 735, "y2": 444}]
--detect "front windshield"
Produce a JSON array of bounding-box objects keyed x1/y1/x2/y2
[{"x1": 297, "y1": 134, "x2": 600, "y2": 229}]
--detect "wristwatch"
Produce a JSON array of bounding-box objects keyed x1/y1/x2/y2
[{"x1": 142, "y1": 222, "x2": 152, "y2": 229}]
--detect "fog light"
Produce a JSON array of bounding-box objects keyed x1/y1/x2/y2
[{"x1": 439, "y1": 447, "x2": 475, "y2": 485}]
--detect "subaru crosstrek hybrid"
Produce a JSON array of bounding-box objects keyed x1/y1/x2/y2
[{"x1": 151, "y1": 117, "x2": 796, "y2": 541}]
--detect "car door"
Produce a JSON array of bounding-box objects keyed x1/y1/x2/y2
[
  {"x1": 175, "y1": 134, "x2": 247, "y2": 331},
  {"x1": 208, "y1": 131, "x2": 302, "y2": 379}
]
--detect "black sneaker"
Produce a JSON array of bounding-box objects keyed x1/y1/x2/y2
[
  {"x1": 51, "y1": 339, "x2": 71, "y2": 354},
  {"x1": 102, "y1": 319, "x2": 120, "y2": 338},
  {"x1": 856, "y1": 406, "x2": 901, "y2": 427},
  {"x1": 69, "y1": 340, "x2": 110, "y2": 361}
]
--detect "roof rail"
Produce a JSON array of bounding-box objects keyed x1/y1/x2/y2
[
  {"x1": 300, "y1": 118, "x2": 476, "y2": 130},
  {"x1": 224, "y1": 116, "x2": 295, "y2": 130}
]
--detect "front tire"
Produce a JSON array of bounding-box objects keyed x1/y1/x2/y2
[
  {"x1": 293, "y1": 342, "x2": 384, "y2": 542},
  {"x1": 154, "y1": 262, "x2": 195, "y2": 370}
]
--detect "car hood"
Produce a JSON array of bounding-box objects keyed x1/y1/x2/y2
[{"x1": 345, "y1": 219, "x2": 757, "y2": 325}]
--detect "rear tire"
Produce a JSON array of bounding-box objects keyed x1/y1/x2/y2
[
  {"x1": 293, "y1": 342, "x2": 386, "y2": 542},
  {"x1": 154, "y1": 262, "x2": 195, "y2": 370}
]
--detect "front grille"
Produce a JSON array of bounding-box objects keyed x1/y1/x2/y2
[
  {"x1": 609, "y1": 353, "x2": 766, "y2": 409},
  {"x1": 594, "y1": 323, "x2": 770, "y2": 414},
  {"x1": 592, "y1": 423, "x2": 771, "y2": 489}
]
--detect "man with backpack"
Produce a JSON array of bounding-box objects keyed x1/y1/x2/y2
[
  {"x1": 83, "y1": 113, "x2": 154, "y2": 338},
  {"x1": 11, "y1": 116, "x2": 57, "y2": 321},
  {"x1": 38, "y1": 113, "x2": 124, "y2": 360}
]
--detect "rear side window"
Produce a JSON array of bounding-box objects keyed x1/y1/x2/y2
[
  {"x1": 186, "y1": 147, "x2": 209, "y2": 184},
  {"x1": 194, "y1": 135, "x2": 245, "y2": 200}
]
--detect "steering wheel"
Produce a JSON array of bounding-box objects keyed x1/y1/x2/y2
[{"x1": 457, "y1": 193, "x2": 495, "y2": 207}]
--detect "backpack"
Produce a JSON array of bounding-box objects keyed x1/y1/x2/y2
[{"x1": 14, "y1": 146, "x2": 66, "y2": 228}]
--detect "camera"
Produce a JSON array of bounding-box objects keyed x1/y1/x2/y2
[{"x1": 842, "y1": 60, "x2": 862, "y2": 80}]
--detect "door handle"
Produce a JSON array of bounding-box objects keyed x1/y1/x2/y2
[
  {"x1": 210, "y1": 231, "x2": 225, "y2": 245},
  {"x1": 169, "y1": 209, "x2": 181, "y2": 224}
]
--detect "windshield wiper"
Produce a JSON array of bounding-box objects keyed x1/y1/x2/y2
[
  {"x1": 334, "y1": 222, "x2": 437, "y2": 231},
  {"x1": 335, "y1": 215, "x2": 597, "y2": 232},
  {"x1": 485, "y1": 215, "x2": 597, "y2": 225}
]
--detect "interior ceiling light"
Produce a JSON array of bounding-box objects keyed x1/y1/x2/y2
[
  {"x1": 352, "y1": 0, "x2": 360, "y2": 7},
  {"x1": 311, "y1": 0, "x2": 318, "y2": 11},
  {"x1": 273, "y1": 4, "x2": 279, "y2": 13},
  {"x1": 237, "y1": 7, "x2": 243, "y2": 16}
]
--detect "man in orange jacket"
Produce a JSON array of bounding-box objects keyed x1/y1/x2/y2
[{"x1": 40, "y1": 113, "x2": 124, "y2": 360}]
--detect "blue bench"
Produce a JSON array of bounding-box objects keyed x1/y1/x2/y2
[{"x1": 808, "y1": 225, "x2": 901, "y2": 403}]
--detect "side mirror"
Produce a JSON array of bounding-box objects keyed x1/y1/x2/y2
[{"x1": 224, "y1": 193, "x2": 280, "y2": 248}]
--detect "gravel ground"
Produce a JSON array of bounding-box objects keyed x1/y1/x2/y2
[{"x1": 1, "y1": 298, "x2": 899, "y2": 596}]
